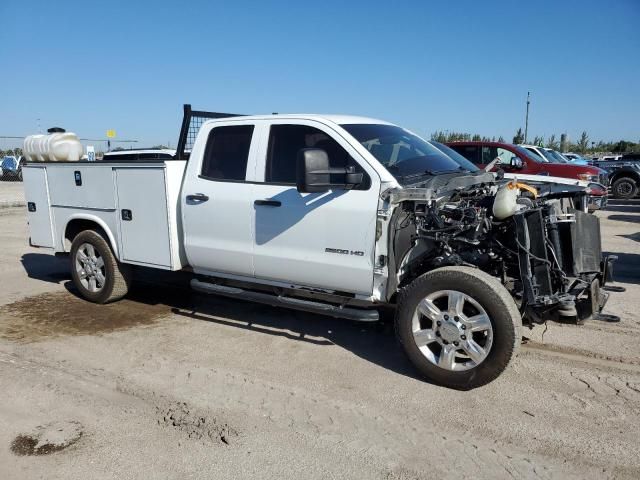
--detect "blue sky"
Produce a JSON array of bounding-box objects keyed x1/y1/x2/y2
[{"x1": 1, "y1": 0, "x2": 638, "y2": 150}]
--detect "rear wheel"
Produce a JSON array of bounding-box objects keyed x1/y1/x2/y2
[
  {"x1": 70, "y1": 230, "x2": 132, "y2": 303},
  {"x1": 395, "y1": 266, "x2": 521, "y2": 389},
  {"x1": 612, "y1": 177, "x2": 638, "y2": 199}
]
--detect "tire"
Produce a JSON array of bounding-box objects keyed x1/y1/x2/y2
[
  {"x1": 70, "y1": 230, "x2": 132, "y2": 303},
  {"x1": 611, "y1": 177, "x2": 638, "y2": 199},
  {"x1": 395, "y1": 266, "x2": 521, "y2": 390}
]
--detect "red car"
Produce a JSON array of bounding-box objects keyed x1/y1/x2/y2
[
  {"x1": 447, "y1": 141, "x2": 605, "y2": 180},
  {"x1": 447, "y1": 141, "x2": 608, "y2": 207}
]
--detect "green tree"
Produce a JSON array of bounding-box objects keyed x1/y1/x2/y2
[
  {"x1": 577, "y1": 131, "x2": 589, "y2": 153},
  {"x1": 546, "y1": 134, "x2": 559, "y2": 150},
  {"x1": 513, "y1": 128, "x2": 524, "y2": 144},
  {"x1": 532, "y1": 136, "x2": 544, "y2": 147},
  {"x1": 430, "y1": 131, "x2": 448, "y2": 142}
]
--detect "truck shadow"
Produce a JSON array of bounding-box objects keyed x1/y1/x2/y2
[
  {"x1": 607, "y1": 214, "x2": 640, "y2": 224},
  {"x1": 20, "y1": 253, "x2": 70, "y2": 284},
  {"x1": 16, "y1": 260, "x2": 421, "y2": 382},
  {"x1": 604, "y1": 199, "x2": 640, "y2": 214},
  {"x1": 122, "y1": 266, "x2": 424, "y2": 382},
  {"x1": 169, "y1": 298, "x2": 423, "y2": 382}
]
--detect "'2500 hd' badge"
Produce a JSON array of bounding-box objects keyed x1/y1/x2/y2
[{"x1": 325, "y1": 248, "x2": 364, "y2": 256}]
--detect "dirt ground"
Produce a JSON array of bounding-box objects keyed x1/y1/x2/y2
[{"x1": 0, "y1": 200, "x2": 639, "y2": 479}]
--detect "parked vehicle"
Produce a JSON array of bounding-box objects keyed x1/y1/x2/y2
[
  {"x1": 543, "y1": 148, "x2": 572, "y2": 164},
  {"x1": 447, "y1": 141, "x2": 608, "y2": 210},
  {"x1": 520, "y1": 145, "x2": 592, "y2": 167},
  {"x1": 1, "y1": 155, "x2": 24, "y2": 181},
  {"x1": 563, "y1": 153, "x2": 590, "y2": 165},
  {"x1": 591, "y1": 156, "x2": 640, "y2": 199},
  {"x1": 431, "y1": 141, "x2": 598, "y2": 204},
  {"x1": 22, "y1": 105, "x2": 617, "y2": 389}
]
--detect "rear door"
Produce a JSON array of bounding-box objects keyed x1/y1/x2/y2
[
  {"x1": 22, "y1": 166, "x2": 55, "y2": 247},
  {"x1": 181, "y1": 121, "x2": 260, "y2": 277},
  {"x1": 250, "y1": 121, "x2": 380, "y2": 295},
  {"x1": 115, "y1": 167, "x2": 172, "y2": 267}
]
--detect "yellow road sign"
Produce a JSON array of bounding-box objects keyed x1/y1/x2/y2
[{"x1": 106, "y1": 129, "x2": 116, "y2": 138}]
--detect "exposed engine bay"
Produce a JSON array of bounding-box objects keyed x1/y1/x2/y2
[{"x1": 385, "y1": 171, "x2": 614, "y2": 326}]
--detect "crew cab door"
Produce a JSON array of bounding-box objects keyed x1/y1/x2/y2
[
  {"x1": 250, "y1": 121, "x2": 380, "y2": 295},
  {"x1": 181, "y1": 120, "x2": 260, "y2": 277}
]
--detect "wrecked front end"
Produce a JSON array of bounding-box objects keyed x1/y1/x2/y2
[{"x1": 384, "y1": 172, "x2": 617, "y2": 326}]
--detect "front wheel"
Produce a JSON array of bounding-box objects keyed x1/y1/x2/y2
[
  {"x1": 612, "y1": 177, "x2": 638, "y2": 199},
  {"x1": 70, "y1": 230, "x2": 132, "y2": 303},
  {"x1": 395, "y1": 266, "x2": 521, "y2": 389}
]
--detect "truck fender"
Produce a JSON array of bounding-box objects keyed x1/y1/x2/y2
[{"x1": 62, "y1": 213, "x2": 120, "y2": 260}]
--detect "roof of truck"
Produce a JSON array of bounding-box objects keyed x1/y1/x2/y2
[{"x1": 205, "y1": 114, "x2": 393, "y2": 126}]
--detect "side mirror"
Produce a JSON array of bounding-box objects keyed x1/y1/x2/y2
[
  {"x1": 510, "y1": 156, "x2": 524, "y2": 169},
  {"x1": 297, "y1": 148, "x2": 330, "y2": 193},
  {"x1": 296, "y1": 148, "x2": 363, "y2": 193}
]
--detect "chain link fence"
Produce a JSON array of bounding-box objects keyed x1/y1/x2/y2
[{"x1": 0, "y1": 147, "x2": 26, "y2": 208}]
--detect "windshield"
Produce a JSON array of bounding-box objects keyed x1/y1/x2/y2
[
  {"x1": 341, "y1": 124, "x2": 472, "y2": 183},
  {"x1": 537, "y1": 148, "x2": 557, "y2": 162},
  {"x1": 428, "y1": 141, "x2": 478, "y2": 172},
  {"x1": 546, "y1": 150, "x2": 568, "y2": 163},
  {"x1": 517, "y1": 146, "x2": 547, "y2": 163}
]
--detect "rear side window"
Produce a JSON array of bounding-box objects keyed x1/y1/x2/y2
[
  {"x1": 265, "y1": 124, "x2": 369, "y2": 188},
  {"x1": 201, "y1": 125, "x2": 254, "y2": 181},
  {"x1": 449, "y1": 145, "x2": 481, "y2": 164}
]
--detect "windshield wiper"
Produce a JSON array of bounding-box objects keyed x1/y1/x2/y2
[{"x1": 402, "y1": 169, "x2": 438, "y2": 180}]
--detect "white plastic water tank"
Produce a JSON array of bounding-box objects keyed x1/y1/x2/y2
[{"x1": 23, "y1": 130, "x2": 83, "y2": 161}]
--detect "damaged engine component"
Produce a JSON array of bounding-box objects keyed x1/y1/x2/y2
[{"x1": 387, "y1": 175, "x2": 613, "y2": 326}]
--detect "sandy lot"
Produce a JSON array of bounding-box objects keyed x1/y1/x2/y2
[
  {"x1": 0, "y1": 181, "x2": 25, "y2": 208},
  {"x1": 0, "y1": 200, "x2": 639, "y2": 479}
]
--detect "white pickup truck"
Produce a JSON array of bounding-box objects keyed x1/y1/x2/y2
[{"x1": 22, "y1": 105, "x2": 616, "y2": 389}]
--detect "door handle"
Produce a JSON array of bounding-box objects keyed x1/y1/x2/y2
[
  {"x1": 254, "y1": 199, "x2": 281, "y2": 207},
  {"x1": 186, "y1": 193, "x2": 209, "y2": 202}
]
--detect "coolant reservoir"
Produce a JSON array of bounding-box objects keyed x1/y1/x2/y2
[
  {"x1": 492, "y1": 181, "x2": 520, "y2": 219},
  {"x1": 23, "y1": 129, "x2": 83, "y2": 161}
]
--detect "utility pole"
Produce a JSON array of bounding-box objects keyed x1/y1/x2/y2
[{"x1": 524, "y1": 92, "x2": 530, "y2": 144}]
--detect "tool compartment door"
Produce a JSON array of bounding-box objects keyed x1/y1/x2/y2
[
  {"x1": 115, "y1": 167, "x2": 172, "y2": 267},
  {"x1": 22, "y1": 166, "x2": 55, "y2": 248}
]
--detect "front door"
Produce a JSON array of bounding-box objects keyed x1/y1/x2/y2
[
  {"x1": 481, "y1": 145, "x2": 525, "y2": 172},
  {"x1": 182, "y1": 121, "x2": 258, "y2": 277},
  {"x1": 250, "y1": 121, "x2": 380, "y2": 295}
]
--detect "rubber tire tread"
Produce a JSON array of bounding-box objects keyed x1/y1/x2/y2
[
  {"x1": 395, "y1": 266, "x2": 522, "y2": 390},
  {"x1": 69, "y1": 230, "x2": 132, "y2": 304},
  {"x1": 612, "y1": 177, "x2": 638, "y2": 199}
]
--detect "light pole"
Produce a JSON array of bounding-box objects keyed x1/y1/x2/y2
[{"x1": 524, "y1": 92, "x2": 530, "y2": 144}]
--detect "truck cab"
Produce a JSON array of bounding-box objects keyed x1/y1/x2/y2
[{"x1": 180, "y1": 115, "x2": 387, "y2": 295}]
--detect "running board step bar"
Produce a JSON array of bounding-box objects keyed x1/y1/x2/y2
[{"x1": 190, "y1": 279, "x2": 379, "y2": 322}]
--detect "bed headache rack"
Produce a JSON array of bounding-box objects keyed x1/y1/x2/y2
[{"x1": 175, "y1": 104, "x2": 245, "y2": 160}]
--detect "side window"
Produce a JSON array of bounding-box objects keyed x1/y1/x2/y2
[
  {"x1": 265, "y1": 124, "x2": 369, "y2": 189},
  {"x1": 481, "y1": 146, "x2": 499, "y2": 164},
  {"x1": 496, "y1": 147, "x2": 517, "y2": 166},
  {"x1": 201, "y1": 125, "x2": 254, "y2": 181},
  {"x1": 450, "y1": 145, "x2": 480, "y2": 164}
]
